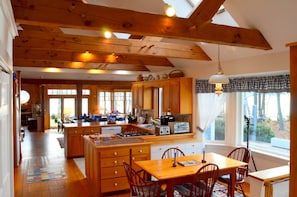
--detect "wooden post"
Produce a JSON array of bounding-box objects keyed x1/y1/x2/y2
[{"x1": 287, "y1": 42, "x2": 297, "y2": 197}]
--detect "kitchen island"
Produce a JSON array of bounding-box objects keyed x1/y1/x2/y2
[
  {"x1": 63, "y1": 121, "x2": 154, "y2": 158},
  {"x1": 83, "y1": 134, "x2": 151, "y2": 196}
]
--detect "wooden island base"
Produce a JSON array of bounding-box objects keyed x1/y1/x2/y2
[{"x1": 83, "y1": 135, "x2": 151, "y2": 196}]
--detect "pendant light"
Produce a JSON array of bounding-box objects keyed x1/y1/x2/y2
[{"x1": 208, "y1": 45, "x2": 229, "y2": 95}]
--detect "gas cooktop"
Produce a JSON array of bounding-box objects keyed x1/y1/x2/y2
[{"x1": 116, "y1": 132, "x2": 154, "y2": 138}]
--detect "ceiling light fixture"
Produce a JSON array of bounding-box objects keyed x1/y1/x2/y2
[
  {"x1": 165, "y1": 4, "x2": 176, "y2": 17},
  {"x1": 104, "y1": 31, "x2": 112, "y2": 39},
  {"x1": 208, "y1": 45, "x2": 229, "y2": 95}
]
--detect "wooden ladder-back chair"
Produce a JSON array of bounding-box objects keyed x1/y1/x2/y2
[
  {"x1": 123, "y1": 162, "x2": 166, "y2": 197},
  {"x1": 175, "y1": 163, "x2": 220, "y2": 197},
  {"x1": 218, "y1": 147, "x2": 250, "y2": 197},
  {"x1": 161, "y1": 147, "x2": 185, "y2": 159}
]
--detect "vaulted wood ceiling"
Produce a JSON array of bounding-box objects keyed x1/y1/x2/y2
[{"x1": 12, "y1": 0, "x2": 271, "y2": 73}]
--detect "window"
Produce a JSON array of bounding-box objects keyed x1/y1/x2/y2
[
  {"x1": 98, "y1": 91, "x2": 132, "y2": 114},
  {"x1": 196, "y1": 74, "x2": 290, "y2": 158},
  {"x1": 82, "y1": 98, "x2": 88, "y2": 115},
  {"x1": 197, "y1": 93, "x2": 227, "y2": 142},
  {"x1": 242, "y1": 92, "x2": 290, "y2": 157},
  {"x1": 48, "y1": 89, "x2": 77, "y2": 95},
  {"x1": 204, "y1": 104, "x2": 226, "y2": 141},
  {"x1": 99, "y1": 92, "x2": 111, "y2": 114}
]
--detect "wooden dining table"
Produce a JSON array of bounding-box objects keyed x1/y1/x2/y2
[{"x1": 134, "y1": 152, "x2": 247, "y2": 197}]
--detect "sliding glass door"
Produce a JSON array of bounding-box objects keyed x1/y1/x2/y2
[{"x1": 49, "y1": 97, "x2": 75, "y2": 128}]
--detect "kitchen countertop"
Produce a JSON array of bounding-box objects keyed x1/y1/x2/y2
[{"x1": 84, "y1": 134, "x2": 151, "y2": 147}]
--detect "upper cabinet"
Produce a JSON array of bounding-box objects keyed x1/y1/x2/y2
[
  {"x1": 132, "y1": 77, "x2": 193, "y2": 117},
  {"x1": 131, "y1": 83, "x2": 144, "y2": 109}
]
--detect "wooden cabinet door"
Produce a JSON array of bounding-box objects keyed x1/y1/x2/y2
[
  {"x1": 162, "y1": 79, "x2": 180, "y2": 114},
  {"x1": 68, "y1": 134, "x2": 84, "y2": 157},
  {"x1": 179, "y1": 78, "x2": 193, "y2": 114},
  {"x1": 132, "y1": 83, "x2": 143, "y2": 109}
]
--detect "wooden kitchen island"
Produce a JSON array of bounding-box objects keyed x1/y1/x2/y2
[
  {"x1": 63, "y1": 121, "x2": 153, "y2": 158},
  {"x1": 83, "y1": 135, "x2": 152, "y2": 196}
]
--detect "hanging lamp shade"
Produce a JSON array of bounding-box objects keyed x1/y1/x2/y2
[{"x1": 208, "y1": 45, "x2": 229, "y2": 95}]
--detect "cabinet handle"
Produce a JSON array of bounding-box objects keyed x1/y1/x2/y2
[
  {"x1": 139, "y1": 149, "x2": 143, "y2": 153},
  {"x1": 114, "y1": 170, "x2": 118, "y2": 174},
  {"x1": 114, "y1": 183, "x2": 118, "y2": 186},
  {"x1": 132, "y1": 157, "x2": 135, "y2": 160},
  {"x1": 114, "y1": 152, "x2": 118, "y2": 156},
  {"x1": 114, "y1": 160, "x2": 118, "y2": 164},
  {"x1": 74, "y1": 130, "x2": 77, "y2": 133}
]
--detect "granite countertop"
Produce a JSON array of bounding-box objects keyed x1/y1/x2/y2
[{"x1": 84, "y1": 134, "x2": 149, "y2": 147}]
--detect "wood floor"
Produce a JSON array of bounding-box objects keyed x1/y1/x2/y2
[{"x1": 14, "y1": 129, "x2": 129, "y2": 197}]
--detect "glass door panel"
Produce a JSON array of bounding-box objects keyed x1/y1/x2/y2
[
  {"x1": 63, "y1": 98, "x2": 75, "y2": 122},
  {"x1": 49, "y1": 98, "x2": 61, "y2": 128}
]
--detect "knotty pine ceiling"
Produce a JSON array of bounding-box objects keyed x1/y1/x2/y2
[{"x1": 11, "y1": 0, "x2": 280, "y2": 81}]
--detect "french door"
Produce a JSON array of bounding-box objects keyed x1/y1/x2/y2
[{"x1": 49, "y1": 97, "x2": 76, "y2": 128}]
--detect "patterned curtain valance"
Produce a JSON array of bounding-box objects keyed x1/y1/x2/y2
[{"x1": 196, "y1": 74, "x2": 290, "y2": 93}]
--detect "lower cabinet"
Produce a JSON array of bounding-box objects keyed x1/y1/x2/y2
[
  {"x1": 151, "y1": 141, "x2": 204, "y2": 159},
  {"x1": 84, "y1": 138, "x2": 151, "y2": 196},
  {"x1": 64, "y1": 127, "x2": 84, "y2": 158}
]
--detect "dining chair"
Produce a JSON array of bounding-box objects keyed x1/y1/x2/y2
[
  {"x1": 218, "y1": 147, "x2": 250, "y2": 197},
  {"x1": 161, "y1": 147, "x2": 185, "y2": 159},
  {"x1": 174, "y1": 163, "x2": 220, "y2": 197},
  {"x1": 122, "y1": 162, "x2": 166, "y2": 197}
]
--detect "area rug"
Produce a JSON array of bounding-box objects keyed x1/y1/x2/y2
[
  {"x1": 27, "y1": 165, "x2": 66, "y2": 183},
  {"x1": 57, "y1": 137, "x2": 64, "y2": 148},
  {"x1": 212, "y1": 182, "x2": 245, "y2": 197}
]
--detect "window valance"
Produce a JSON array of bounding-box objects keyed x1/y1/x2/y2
[{"x1": 196, "y1": 74, "x2": 290, "y2": 93}]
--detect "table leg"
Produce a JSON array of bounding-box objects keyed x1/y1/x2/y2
[
  {"x1": 229, "y1": 169, "x2": 236, "y2": 197},
  {"x1": 166, "y1": 181, "x2": 174, "y2": 197}
]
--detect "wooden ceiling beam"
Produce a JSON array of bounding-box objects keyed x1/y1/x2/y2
[
  {"x1": 14, "y1": 30, "x2": 211, "y2": 60},
  {"x1": 12, "y1": 0, "x2": 271, "y2": 50},
  {"x1": 13, "y1": 47, "x2": 174, "y2": 67},
  {"x1": 13, "y1": 59, "x2": 150, "y2": 71},
  {"x1": 189, "y1": 0, "x2": 225, "y2": 25}
]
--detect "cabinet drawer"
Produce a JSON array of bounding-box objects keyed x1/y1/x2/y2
[
  {"x1": 100, "y1": 147, "x2": 130, "y2": 157},
  {"x1": 101, "y1": 166, "x2": 126, "y2": 179},
  {"x1": 101, "y1": 156, "x2": 129, "y2": 167},
  {"x1": 67, "y1": 128, "x2": 82, "y2": 134},
  {"x1": 131, "y1": 146, "x2": 150, "y2": 155},
  {"x1": 83, "y1": 127, "x2": 100, "y2": 135},
  {"x1": 101, "y1": 177, "x2": 129, "y2": 193}
]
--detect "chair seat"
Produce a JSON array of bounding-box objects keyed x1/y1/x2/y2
[
  {"x1": 218, "y1": 172, "x2": 244, "y2": 183},
  {"x1": 131, "y1": 182, "x2": 167, "y2": 197},
  {"x1": 175, "y1": 182, "x2": 209, "y2": 196}
]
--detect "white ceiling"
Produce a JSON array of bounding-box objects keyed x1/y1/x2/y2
[{"x1": 14, "y1": 0, "x2": 297, "y2": 81}]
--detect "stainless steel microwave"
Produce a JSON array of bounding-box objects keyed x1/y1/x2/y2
[{"x1": 168, "y1": 122, "x2": 190, "y2": 134}]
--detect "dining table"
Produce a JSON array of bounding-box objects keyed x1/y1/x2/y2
[{"x1": 134, "y1": 152, "x2": 247, "y2": 197}]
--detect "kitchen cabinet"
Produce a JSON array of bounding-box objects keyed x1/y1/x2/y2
[
  {"x1": 131, "y1": 83, "x2": 143, "y2": 109},
  {"x1": 132, "y1": 77, "x2": 193, "y2": 115},
  {"x1": 84, "y1": 136, "x2": 151, "y2": 196},
  {"x1": 64, "y1": 127, "x2": 83, "y2": 158},
  {"x1": 150, "y1": 141, "x2": 204, "y2": 159}
]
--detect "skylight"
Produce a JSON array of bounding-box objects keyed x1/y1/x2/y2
[{"x1": 163, "y1": 0, "x2": 239, "y2": 27}]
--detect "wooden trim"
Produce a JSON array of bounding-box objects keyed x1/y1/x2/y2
[{"x1": 289, "y1": 44, "x2": 297, "y2": 197}]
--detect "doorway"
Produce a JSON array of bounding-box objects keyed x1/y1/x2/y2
[{"x1": 49, "y1": 97, "x2": 76, "y2": 128}]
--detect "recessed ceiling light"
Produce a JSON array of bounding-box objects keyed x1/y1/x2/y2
[
  {"x1": 104, "y1": 31, "x2": 112, "y2": 39},
  {"x1": 166, "y1": 5, "x2": 176, "y2": 17}
]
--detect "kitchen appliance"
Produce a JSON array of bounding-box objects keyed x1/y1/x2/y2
[
  {"x1": 155, "y1": 125, "x2": 170, "y2": 136},
  {"x1": 168, "y1": 122, "x2": 190, "y2": 134},
  {"x1": 116, "y1": 131, "x2": 154, "y2": 138},
  {"x1": 160, "y1": 112, "x2": 175, "y2": 125}
]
